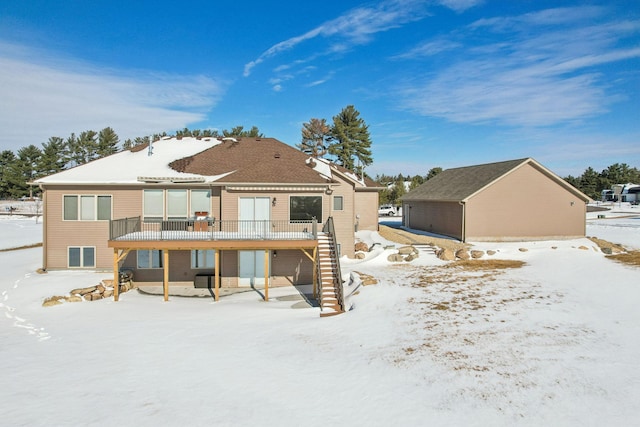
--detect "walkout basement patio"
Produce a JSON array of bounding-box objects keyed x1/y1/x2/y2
[{"x1": 107, "y1": 217, "x2": 321, "y2": 303}]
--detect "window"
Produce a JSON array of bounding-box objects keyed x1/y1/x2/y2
[
  {"x1": 143, "y1": 190, "x2": 163, "y2": 221},
  {"x1": 290, "y1": 196, "x2": 322, "y2": 221},
  {"x1": 97, "y1": 196, "x2": 111, "y2": 220},
  {"x1": 68, "y1": 247, "x2": 95, "y2": 268},
  {"x1": 333, "y1": 195, "x2": 344, "y2": 211},
  {"x1": 63, "y1": 196, "x2": 78, "y2": 220},
  {"x1": 167, "y1": 189, "x2": 188, "y2": 219},
  {"x1": 191, "y1": 250, "x2": 215, "y2": 269},
  {"x1": 137, "y1": 250, "x2": 163, "y2": 269},
  {"x1": 80, "y1": 195, "x2": 95, "y2": 220},
  {"x1": 144, "y1": 189, "x2": 202, "y2": 220},
  {"x1": 63, "y1": 195, "x2": 111, "y2": 221},
  {"x1": 190, "y1": 190, "x2": 211, "y2": 217}
]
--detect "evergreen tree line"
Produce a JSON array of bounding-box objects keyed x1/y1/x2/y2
[
  {"x1": 563, "y1": 163, "x2": 640, "y2": 200},
  {"x1": 376, "y1": 167, "x2": 443, "y2": 206},
  {"x1": 0, "y1": 126, "x2": 265, "y2": 199}
]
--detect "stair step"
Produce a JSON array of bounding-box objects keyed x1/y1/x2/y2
[{"x1": 320, "y1": 307, "x2": 344, "y2": 317}]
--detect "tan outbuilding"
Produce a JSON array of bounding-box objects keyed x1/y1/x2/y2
[{"x1": 401, "y1": 158, "x2": 592, "y2": 242}]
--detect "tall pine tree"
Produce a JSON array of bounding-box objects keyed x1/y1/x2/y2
[
  {"x1": 0, "y1": 150, "x2": 17, "y2": 198},
  {"x1": 297, "y1": 118, "x2": 330, "y2": 158},
  {"x1": 328, "y1": 105, "x2": 372, "y2": 174},
  {"x1": 97, "y1": 127, "x2": 119, "y2": 157},
  {"x1": 6, "y1": 145, "x2": 42, "y2": 197},
  {"x1": 38, "y1": 137, "x2": 67, "y2": 177}
]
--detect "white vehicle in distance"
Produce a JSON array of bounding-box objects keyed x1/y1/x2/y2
[{"x1": 378, "y1": 204, "x2": 397, "y2": 216}]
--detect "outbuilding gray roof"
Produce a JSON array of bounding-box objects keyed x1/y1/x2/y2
[{"x1": 402, "y1": 158, "x2": 590, "y2": 202}]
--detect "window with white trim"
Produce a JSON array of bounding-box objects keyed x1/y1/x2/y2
[
  {"x1": 143, "y1": 190, "x2": 163, "y2": 221},
  {"x1": 190, "y1": 190, "x2": 211, "y2": 217},
  {"x1": 68, "y1": 246, "x2": 95, "y2": 268},
  {"x1": 63, "y1": 195, "x2": 111, "y2": 221},
  {"x1": 137, "y1": 250, "x2": 163, "y2": 269},
  {"x1": 167, "y1": 189, "x2": 188, "y2": 219},
  {"x1": 144, "y1": 189, "x2": 209, "y2": 220},
  {"x1": 333, "y1": 195, "x2": 344, "y2": 211},
  {"x1": 191, "y1": 250, "x2": 215, "y2": 269}
]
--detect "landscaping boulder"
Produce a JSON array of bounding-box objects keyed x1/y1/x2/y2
[
  {"x1": 404, "y1": 253, "x2": 418, "y2": 262},
  {"x1": 355, "y1": 242, "x2": 369, "y2": 252},
  {"x1": 70, "y1": 286, "x2": 97, "y2": 296},
  {"x1": 387, "y1": 254, "x2": 405, "y2": 262},
  {"x1": 42, "y1": 296, "x2": 65, "y2": 307},
  {"x1": 455, "y1": 249, "x2": 470, "y2": 260},
  {"x1": 437, "y1": 248, "x2": 456, "y2": 261},
  {"x1": 354, "y1": 252, "x2": 366, "y2": 260},
  {"x1": 486, "y1": 250, "x2": 496, "y2": 256},
  {"x1": 470, "y1": 250, "x2": 484, "y2": 259},
  {"x1": 352, "y1": 271, "x2": 378, "y2": 286},
  {"x1": 397, "y1": 246, "x2": 417, "y2": 255}
]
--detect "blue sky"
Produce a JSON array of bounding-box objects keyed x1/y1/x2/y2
[{"x1": 1, "y1": 0, "x2": 638, "y2": 178}]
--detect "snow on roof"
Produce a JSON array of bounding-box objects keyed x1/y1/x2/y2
[
  {"x1": 305, "y1": 157, "x2": 332, "y2": 181},
  {"x1": 341, "y1": 169, "x2": 365, "y2": 186},
  {"x1": 34, "y1": 137, "x2": 229, "y2": 185}
]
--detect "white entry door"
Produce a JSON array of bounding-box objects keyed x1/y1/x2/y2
[
  {"x1": 239, "y1": 197, "x2": 270, "y2": 286},
  {"x1": 239, "y1": 197, "x2": 270, "y2": 235}
]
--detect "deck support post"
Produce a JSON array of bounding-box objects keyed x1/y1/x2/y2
[
  {"x1": 264, "y1": 249, "x2": 269, "y2": 302},
  {"x1": 113, "y1": 249, "x2": 119, "y2": 302},
  {"x1": 163, "y1": 250, "x2": 169, "y2": 301},
  {"x1": 214, "y1": 250, "x2": 220, "y2": 302},
  {"x1": 312, "y1": 247, "x2": 318, "y2": 299}
]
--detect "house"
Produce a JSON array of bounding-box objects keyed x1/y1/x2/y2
[
  {"x1": 619, "y1": 184, "x2": 640, "y2": 204},
  {"x1": 401, "y1": 158, "x2": 591, "y2": 242},
  {"x1": 33, "y1": 137, "x2": 382, "y2": 316}
]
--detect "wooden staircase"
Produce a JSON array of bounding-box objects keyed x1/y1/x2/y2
[{"x1": 317, "y1": 221, "x2": 345, "y2": 317}]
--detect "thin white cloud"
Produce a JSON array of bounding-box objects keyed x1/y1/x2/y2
[
  {"x1": 243, "y1": 0, "x2": 428, "y2": 77},
  {"x1": 0, "y1": 42, "x2": 225, "y2": 150},
  {"x1": 436, "y1": 0, "x2": 483, "y2": 13},
  {"x1": 306, "y1": 71, "x2": 335, "y2": 87},
  {"x1": 392, "y1": 38, "x2": 461, "y2": 59},
  {"x1": 398, "y1": 8, "x2": 640, "y2": 127},
  {"x1": 470, "y1": 6, "x2": 604, "y2": 30}
]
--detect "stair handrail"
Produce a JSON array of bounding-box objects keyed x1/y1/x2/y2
[{"x1": 321, "y1": 217, "x2": 345, "y2": 313}]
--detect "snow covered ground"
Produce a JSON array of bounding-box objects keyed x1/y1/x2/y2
[{"x1": 1, "y1": 203, "x2": 639, "y2": 426}]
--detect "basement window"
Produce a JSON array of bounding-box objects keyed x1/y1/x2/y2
[{"x1": 68, "y1": 246, "x2": 95, "y2": 268}]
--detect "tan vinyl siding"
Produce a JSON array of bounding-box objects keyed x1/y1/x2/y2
[
  {"x1": 271, "y1": 249, "x2": 313, "y2": 285},
  {"x1": 329, "y1": 180, "x2": 355, "y2": 258},
  {"x1": 44, "y1": 186, "x2": 117, "y2": 269},
  {"x1": 465, "y1": 163, "x2": 586, "y2": 240},
  {"x1": 405, "y1": 200, "x2": 463, "y2": 241},
  {"x1": 121, "y1": 250, "x2": 217, "y2": 283},
  {"x1": 43, "y1": 185, "x2": 221, "y2": 269},
  {"x1": 354, "y1": 191, "x2": 379, "y2": 232},
  {"x1": 221, "y1": 250, "x2": 238, "y2": 287}
]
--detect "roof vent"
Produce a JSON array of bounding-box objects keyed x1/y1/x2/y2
[{"x1": 274, "y1": 152, "x2": 281, "y2": 159}]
